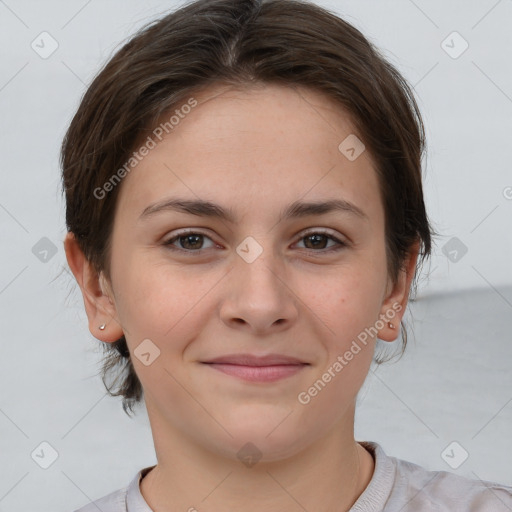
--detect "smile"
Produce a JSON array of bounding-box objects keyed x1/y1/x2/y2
[{"x1": 202, "y1": 362, "x2": 308, "y2": 382}]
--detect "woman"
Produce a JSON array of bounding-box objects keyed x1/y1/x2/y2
[{"x1": 62, "y1": 0, "x2": 512, "y2": 510}]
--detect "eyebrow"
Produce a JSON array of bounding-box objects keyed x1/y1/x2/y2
[{"x1": 138, "y1": 197, "x2": 368, "y2": 223}]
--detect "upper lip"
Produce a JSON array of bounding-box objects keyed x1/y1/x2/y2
[{"x1": 202, "y1": 354, "x2": 308, "y2": 366}]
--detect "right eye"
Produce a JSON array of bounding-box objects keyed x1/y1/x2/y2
[{"x1": 162, "y1": 230, "x2": 218, "y2": 253}]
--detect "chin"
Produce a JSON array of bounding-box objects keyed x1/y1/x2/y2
[{"x1": 213, "y1": 421, "x2": 312, "y2": 464}]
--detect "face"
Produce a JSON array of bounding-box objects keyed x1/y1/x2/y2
[{"x1": 76, "y1": 83, "x2": 415, "y2": 463}]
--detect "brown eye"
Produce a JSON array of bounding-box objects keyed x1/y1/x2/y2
[
  {"x1": 296, "y1": 231, "x2": 347, "y2": 253},
  {"x1": 163, "y1": 231, "x2": 215, "y2": 252},
  {"x1": 177, "y1": 234, "x2": 204, "y2": 250}
]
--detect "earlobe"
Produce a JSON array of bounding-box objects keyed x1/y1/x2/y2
[
  {"x1": 63, "y1": 232, "x2": 124, "y2": 343},
  {"x1": 378, "y1": 308, "x2": 402, "y2": 342}
]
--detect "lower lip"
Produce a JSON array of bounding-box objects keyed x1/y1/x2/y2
[{"x1": 203, "y1": 363, "x2": 307, "y2": 382}]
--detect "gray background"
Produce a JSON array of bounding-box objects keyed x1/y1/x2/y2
[{"x1": 0, "y1": 0, "x2": 511, "y2": 510}]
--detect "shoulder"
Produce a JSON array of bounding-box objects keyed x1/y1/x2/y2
[
  {"x1": 355, "y1": 441, "x2": 512, "y2": 512},
  {"x1": 72, "y1": 465, "x2": 155, "y2": 512},
  {"x1": 387, "y1": 448, "x2": 512, "y2": 511},
  {"x1": 72, "y1": 486, "x2": 127, "y2": 512}
]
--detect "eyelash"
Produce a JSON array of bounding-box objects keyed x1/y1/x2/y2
[{"x1": 162, "y1": 229, "x2": 347, "y2": 255}]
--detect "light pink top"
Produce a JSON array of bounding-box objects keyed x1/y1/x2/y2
[{"x1": 73, "y1": 441, "x2": 512, "y2": 511}]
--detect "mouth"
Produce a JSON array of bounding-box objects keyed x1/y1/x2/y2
[{"x1": 201, "y1": 354, "x2": 310, "y2": 382}]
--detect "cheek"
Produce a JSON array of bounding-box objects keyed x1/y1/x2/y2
[
  {"x1": 296, "y1": 271, "x2": 382, "y2": 418},
  {"x1": 113, "y1": 254, "x2": 217, "y2": 348},
  {"x1": 304, "y1": 257, "x2": 386, "y2": 341}
]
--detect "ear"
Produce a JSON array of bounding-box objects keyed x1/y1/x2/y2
[
  {"x1": 63, "y1": 232, "x2": 124, "y2": 343},
  {"x1": 377, "y1": 240, "x2": 420, "y2": 342}
]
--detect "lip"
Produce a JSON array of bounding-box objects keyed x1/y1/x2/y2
[
  {"x1": 202, "y1": 353, "x2": 308, "y2": 366},
  {"x1": 201, "y1": 353, "x2": 309, "y2": 382}
]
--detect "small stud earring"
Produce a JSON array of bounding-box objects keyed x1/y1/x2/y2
[
  {"x1": 388, "y1": 322, "x2": 395, "y2": 329},
  {"x1": 99, "y1": 324, "x2": 106, "y2": 331}
]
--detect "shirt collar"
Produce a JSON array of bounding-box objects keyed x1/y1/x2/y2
[{"x1": 126, "y1": 465, "x2": 156, "y2": 511}]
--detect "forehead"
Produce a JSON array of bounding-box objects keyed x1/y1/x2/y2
[{"x1": 115, "y1": 83, "x2": 382, "y2": 223}]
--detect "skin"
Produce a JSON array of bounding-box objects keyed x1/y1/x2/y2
[{"x1": 65, "y1": 83, "x2": 419, "y2": 512}]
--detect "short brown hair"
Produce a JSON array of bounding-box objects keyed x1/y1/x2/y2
[{"x1": 61, "y1": 0, "x2": 436, "y2": 416}]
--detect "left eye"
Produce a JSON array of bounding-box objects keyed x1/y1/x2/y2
[
  {"x1": 295, "y1": 232, "x2": 346, "y2": 251},
  {"x1": 162, "y1": 230, "x2": 346, "y2": 253}
]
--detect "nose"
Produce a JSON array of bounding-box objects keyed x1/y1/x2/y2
[{"x1": 219, "y1": 244, "x2": 299, "y2": 335}]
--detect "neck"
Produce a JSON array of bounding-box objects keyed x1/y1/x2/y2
[{"x1": 140, "y1": 403, "x2": 375, "y2": 512}]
